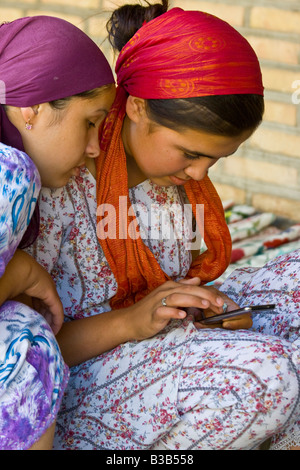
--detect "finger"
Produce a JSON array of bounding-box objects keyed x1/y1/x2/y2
[
  {"x1": 164, "y1": 290, "x2": 224, "y2": 311},
  {"x1": 201, "y1": 287, "x2": 240, "y2": 310},
  {"x1": 42, "y1": 297, "x2": 64, "y2": 335},
  {"x1": 223, "y1": 314, "x2": 252, "y2": 330},
  {"x1": 156, "y1": 305, "x2": 187, "y2": 320},
  {"x1": 32, "y1": 297, "x2": 63, "y2": 335},
  {"x1": 50, "y1": 313, "x2": 64, "y2": 335},
  {"x1": 179, "y1": 277, "x2": 201, "y2": 285},
  {"x1": 194, "y1": 320, "x2": 223, "y2": 329}
]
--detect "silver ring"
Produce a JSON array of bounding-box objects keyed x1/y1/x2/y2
[
  {"x1": 222, "y1": 303, "x2": 228, "y2": 313},
  {"x1": 161, "y1": 297, "x2": 167, "y2": 307}
]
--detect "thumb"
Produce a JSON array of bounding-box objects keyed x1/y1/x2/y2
[{"x1": 179, "y1": 276, "x2": 201, "y2": 285}]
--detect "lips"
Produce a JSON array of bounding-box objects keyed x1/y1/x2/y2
[{"x1": 169, "y1": 174, "x2": 190, "y2": 185}]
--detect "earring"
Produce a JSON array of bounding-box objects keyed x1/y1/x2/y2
[{"x1": 25, "y1": 119, "x2": 32, "y2": 130}]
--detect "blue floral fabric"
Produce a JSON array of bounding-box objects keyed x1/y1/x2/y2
[{"x1": 0, "y1": 143, "x2": 69, "y2": 449}]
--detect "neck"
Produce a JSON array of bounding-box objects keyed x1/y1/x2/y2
[
  {"x1": 125, "y1": 151, "x2": 147, "y2": 188},
  {"x1": 122, "y1": 115, "x2": 147, "y2": 188}
]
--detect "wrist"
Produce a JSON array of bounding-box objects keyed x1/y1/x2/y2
[{"x1": 108, "y1": 306, "x2": 138, "y2": 343}]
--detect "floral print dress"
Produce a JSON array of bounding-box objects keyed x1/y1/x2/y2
[
  {"x1": 0, "y1": 143, "x2": 69, "y2": 450},
  {"x1": 28, "y1": 166, "x2": 300, "y2": 450}
]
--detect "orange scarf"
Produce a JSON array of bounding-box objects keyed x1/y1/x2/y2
[{"x1": 96, "y1": 88, "x2": 232, "y2": 309}]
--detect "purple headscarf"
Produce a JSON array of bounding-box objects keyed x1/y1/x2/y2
[{"x1": 0, "y1": 15, "x2": 114, "y2": 246}]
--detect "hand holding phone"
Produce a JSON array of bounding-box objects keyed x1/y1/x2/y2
[{"x1": 200, "y1": 304, "x2": 276, "y2": 325}]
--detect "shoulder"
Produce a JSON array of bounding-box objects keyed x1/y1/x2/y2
[
  {"x1": 0, "y1": 144, "x2": 41, "y2": 272},
  {"x1": 0, "y1": 143, "x2": 41, "y2": 191}
]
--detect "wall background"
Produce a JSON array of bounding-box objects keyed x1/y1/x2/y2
[{"x1": 1, "y1": 0, "x2": 300, "y2": 221}]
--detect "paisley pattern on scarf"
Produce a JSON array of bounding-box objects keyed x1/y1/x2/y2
[{"x1": 116, "y1": 8, "x2": 264, "y2": 98}]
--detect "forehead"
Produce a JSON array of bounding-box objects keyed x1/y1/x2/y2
[
  {"x1": 152, "y1": 125, "x2": 251, "y2": 159},
  {"x1": 62, "y1": 87, "x2": 115, "y2": 117}
]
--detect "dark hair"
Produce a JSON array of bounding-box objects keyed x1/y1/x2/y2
[
  {"x1": 45, "y1": 85, "x2": 113, "y2": 125},
  {"x1": 107, "y1": 0, "x2": 169, "y2": 52},
  {"x1": 48, "y1": 85, "x2": 113, "y2": 111},
  {"x1": 107, "y1": 0, "x2": 264, "y2": 136},
  {"x1": 146, "y1": 95, "x2": 264, "y2": 136}
]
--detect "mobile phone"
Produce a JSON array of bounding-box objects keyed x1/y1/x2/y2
[{"x1": 200, "y1": 304, "x2": 276, "y2": 325}]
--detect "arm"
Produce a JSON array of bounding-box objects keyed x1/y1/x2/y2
[
  {"x1": 56, "y1": 277, "x2": 226, "y2": 367},
  {"x1": 0, "y1": 147, "x2": 64, "y2": 329},
  {"x1": 0, "y1": 250, "x2": 64, "y2": 335}
]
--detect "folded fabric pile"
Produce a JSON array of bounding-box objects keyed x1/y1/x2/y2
[{"x1": 212, "y1": 201, "x2": 300, "y2": 285}]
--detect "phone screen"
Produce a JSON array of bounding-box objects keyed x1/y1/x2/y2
[{"x1": 200, "y1": 304, "x2": 276, "y2": 325}]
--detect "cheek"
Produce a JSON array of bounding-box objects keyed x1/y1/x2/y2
[
  {"x1": 60, "y1": 130, "x2": 87, "y2": 155},
  {"x1": 208, "y1": 159, "x2": 219, "y2": 169}
]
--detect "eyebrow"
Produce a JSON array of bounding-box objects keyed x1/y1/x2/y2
[
  {"x1": 177, "y1": 145, "x2": 235, "y2": 160},
  {"x1": 91, "y1": 108, "x2": 109, "y2": 116}
]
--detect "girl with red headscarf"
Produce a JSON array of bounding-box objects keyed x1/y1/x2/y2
[
  {"x1": 0, "y1": 15, "x2": 115, "y2": 449},
  {"x1": 27, "y1": 2, "x2": 299, "y2": 450}
]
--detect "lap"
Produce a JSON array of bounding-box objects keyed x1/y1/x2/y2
[
  {"x1": 54, "y1": 319, "x2": 299, "y2": 450},
  {"x1": 53, "y1": 250, "x2": 300, "y2": 450},
  {"x1": 220, "y1": 249, "x2": 300, "y2": 343},
  {"x1": 0, "y1": 301, "x2": 69, "y2": 450}
]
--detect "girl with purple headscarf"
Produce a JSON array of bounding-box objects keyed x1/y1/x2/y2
[{"x1": 0, "y1": 15, "x2": 115, "y2": 449}]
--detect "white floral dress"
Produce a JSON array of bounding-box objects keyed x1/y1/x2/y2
[{"x1": 27, "y1": 167, "x2": 300, "y2": 450}]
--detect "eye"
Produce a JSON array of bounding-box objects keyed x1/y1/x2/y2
[
  {"x1": 88, "y1": 121, "x2": 96, "y2": 129},
  {"x1": 184, "y1": 152, "x2": 218, "y2": 162},
  {"x1": 183, "y1": 152, "x2": 201, "y2": 160}
]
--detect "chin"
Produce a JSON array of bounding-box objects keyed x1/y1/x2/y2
[
  {"x1": 150, "y1": 178, "x2": 172, "y2": 187},
  {"x1": 45, "y1": 177, "x2": 71, "y2": 189}
]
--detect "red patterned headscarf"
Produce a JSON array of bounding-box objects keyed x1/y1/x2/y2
[
  {"x1": 96, "y1": 8, "x2": 263, "y2": 309},
  {"x1": 116, "y1": 8, "x2": 263, "y2": 98}
]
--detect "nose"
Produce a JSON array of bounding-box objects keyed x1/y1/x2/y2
[
  {"x1": 86, "y1": 127, "x2": 100, "y2": 159},
  {"x1": 184, "y1": 159, "x2": 212, "y2": 182}
]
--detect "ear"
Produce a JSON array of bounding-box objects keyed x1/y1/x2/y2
[
  {"x1": 20, "y1": 105, "x2": 40, "y2": 124},
  {"x1": 125, "y1": 96, "x2": 147, "y2": 124}
]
